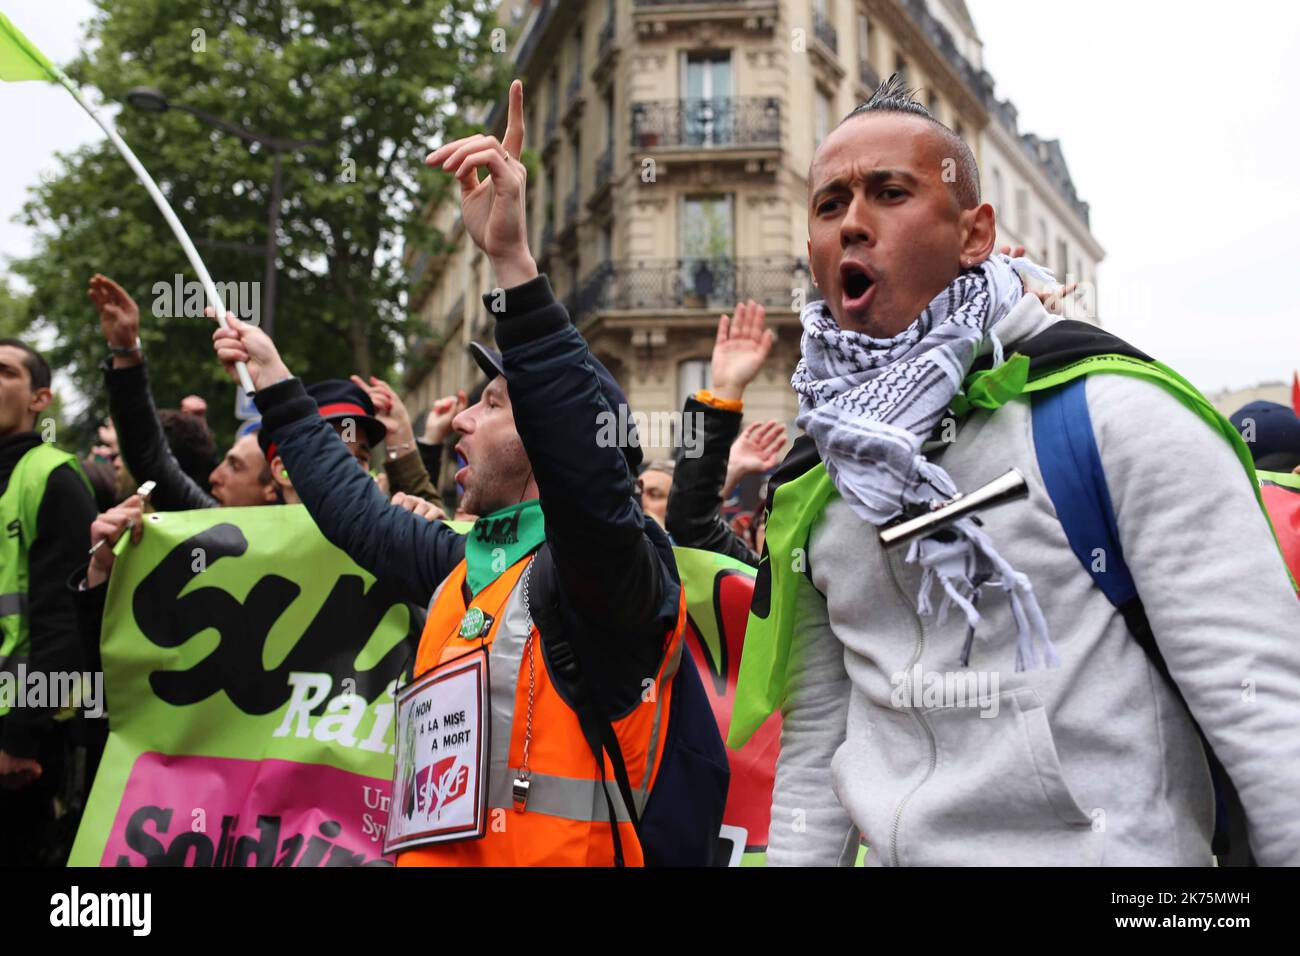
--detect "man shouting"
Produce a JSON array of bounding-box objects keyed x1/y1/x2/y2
[
  {"x1": 209, "y1": 81, "x2": 725, "y2": 866},
  {"x1": 736, "y1": 76, "x2": 1300, "y2": 866}
]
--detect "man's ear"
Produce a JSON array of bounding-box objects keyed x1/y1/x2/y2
[
  {"x1": 270, "y1": 454, "x2": 292, "y2": 495},
  {"x1": 28, "y1": 386, "x2": 52, "y2": 416},
  {"x1": 959, "y1": 202, "x2": 997, "y2": 267}
]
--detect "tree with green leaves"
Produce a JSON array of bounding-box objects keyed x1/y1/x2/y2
[
  {"x1": 11, "y1": 0, "x2": 506, "y2": 447},
  {"x1": 0, "y1": 277, "x2": 26, "y2": 340}
]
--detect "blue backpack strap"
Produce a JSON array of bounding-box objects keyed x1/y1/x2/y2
[
  {"x1": 1030, "y1": 376, "x2": 1252, "y2": 864},
  {"x1": 1030, "y1": 376, "x2": 1137, "y2": 607}
]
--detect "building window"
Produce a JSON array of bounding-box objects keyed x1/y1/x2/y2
[
  {"x1": 815, "y1": 87, "x2": 832, "y2": 146},
  {"x1": 858, "y1": 12, "x2": 870, "y2": 64},
  {"x1": 1015, "y1": 188, "x2": 1029, "y2": 235},
  {"x1": 682, "y1": 51, "x2": 734, "y2": 146},
  {"x1": 1038, "y1": 218, "x2": 1049, "y2": 261},
  {"x1": 680, "y1": 194, "x2": 734, "y2": 307},
  {"x1": 991, "y1": 167, "x2": 1004, "y2": 215},
  {"x1": 895, "y1": 54, "x2": 909, "y2": 87},
  {"x1": 678, "y1": 358, "x2": 712, "y2": 408},
  {"x1": 952, "y1": 119, "x2": 964, "y2": 141},
  {"x1": 928, "y1": 90, "x2": 941, "y2": 119},
  {"x1": 600, "y1": 223, "x2": 613, "y2": 262},
  {"x1": 1057, "y1": 239, "x2": 1069, "y2": 279}
]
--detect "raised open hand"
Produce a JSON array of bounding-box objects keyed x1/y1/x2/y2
[
  {"x1": 710, "y1": 300, "x2": 774, "y2": 401},
  {"x1": 87, "y1": 274, "x2": 140, "y2": 352},
  {"x1": 724, "y1": 419, "x2": 788, "y2": 496}
]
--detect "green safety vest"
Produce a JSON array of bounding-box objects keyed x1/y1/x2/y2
[
  {"x1": 729, "y1": 349, "x2": 1290, "y2": 747},
  {"x1": 0, "y1": 442, "x2": 91, "y2": 719}
]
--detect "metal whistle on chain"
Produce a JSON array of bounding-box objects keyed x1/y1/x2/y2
[
  {"x1": 879, "y1": 469, "x2": 1028, "y2": 550},
  {"x1": 512, "y1": 774, "x2": 531, "y2": 812}
]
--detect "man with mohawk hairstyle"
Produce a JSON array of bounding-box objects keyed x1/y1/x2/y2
[{"x1": 729, "y1": 75, "x2": 1300, "y2": 866}]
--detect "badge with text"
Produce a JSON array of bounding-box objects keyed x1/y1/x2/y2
[{"x1": 385, "y1": 648, "x2": 490, "y2": 853}]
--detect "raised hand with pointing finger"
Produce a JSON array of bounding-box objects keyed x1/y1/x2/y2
[{"x1": 425, "y1": 79, "x2": 536, "y2": 289}]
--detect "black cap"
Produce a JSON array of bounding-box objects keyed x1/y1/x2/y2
[
  {"x1": 260, "y1": 378, "x2": 387, "y2": 461},
  {"x1": 466, "y1": 341, "x2": 642, "y2": 472},
  {"x1": 1231, "y1": 400, "x2": 1300, "y2": 469}
]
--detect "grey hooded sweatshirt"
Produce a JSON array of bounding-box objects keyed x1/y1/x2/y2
[{"x1": 769, "y1": 293, "x2": 1300, "y2": 866}]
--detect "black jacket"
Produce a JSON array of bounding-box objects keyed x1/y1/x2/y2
[
  {"x1": 104, "y1": 359, "x2": 217, "y2": 511},
  {"x1": 666, "y1": 396, "x2": 758, "y2": 566},
  {"x1": 255, "y1": 274, "x2": 679, "y2": 713},
  {"x1": 0, "y1": 433, "x2": 97, "y2": 757}
]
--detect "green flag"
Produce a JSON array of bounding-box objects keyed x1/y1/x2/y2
[{"x1": 0, "y1": 12, "x2": 58, "y2": 83}]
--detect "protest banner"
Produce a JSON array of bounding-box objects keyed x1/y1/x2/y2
[
  {"x1": 71, "y1": 506, "x2": 779, "y2": 867},
  {"x1": 70, "y1": 506, "x2": 422, "y2": 866}
]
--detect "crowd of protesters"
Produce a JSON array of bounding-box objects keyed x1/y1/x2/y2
[{"x1": 3, "y1": 73, "x2": 1300, "y2": 867}]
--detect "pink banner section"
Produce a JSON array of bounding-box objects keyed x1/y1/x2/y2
[{"x1": 101, "y1": 752, "x2": 395, "y2": 866}]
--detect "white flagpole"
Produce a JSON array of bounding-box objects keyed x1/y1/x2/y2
[{"x1": 52, "y1": 69, "x2": 257, "y2": 395}]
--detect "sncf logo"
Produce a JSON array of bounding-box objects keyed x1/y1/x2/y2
[{"x1": 417, "y1": 756, "x2": 469, "y2": 818}]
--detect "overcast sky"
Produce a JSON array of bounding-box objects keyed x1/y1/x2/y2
[
  {"x1": 968, "y1": 0, "x2": 1300, "y2": 394},
  {"x1": 2, "y1": 0, "x2": 1297, "y2": 395}
]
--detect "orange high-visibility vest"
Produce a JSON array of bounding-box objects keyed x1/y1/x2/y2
[{"x1": 397, "y1": 549, "x2": 685, "y2": 867}]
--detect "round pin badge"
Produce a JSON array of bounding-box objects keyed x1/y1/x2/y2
[{"x1": 459, "y1": 607, "x2": 486, "y2": 640}]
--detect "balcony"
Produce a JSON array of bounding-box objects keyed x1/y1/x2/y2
[
  {"x1": 565, "y1": 256, "x2": 815, "y2": 326},
  {"x1": 630, "y1": 96, "x2": 780, "y2": 150},
  {"x1": 812, "y1": 10, "x2": 838, "y2": 54},
  {"x1": 634, "y1": 0, "x2": 778, "y2": 40},
  {"x1": 593, "y1": 16, "x2": 620, "y2": 86},
  {"x1": 807, "y1": 9, "x2": 844, "y2": 85}
]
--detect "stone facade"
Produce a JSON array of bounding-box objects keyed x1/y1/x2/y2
[{"x1": 404, "y1": 0, "x2": 1104, "y2": 460}]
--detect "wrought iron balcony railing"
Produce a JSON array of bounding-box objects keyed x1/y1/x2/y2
[
  {"x1": 630, "y1": 96, "x2": 780, "y2": 149},
  {"x1": 813, "y1": 10, "x2": 838, "y2": 54},
  {"x1": 565, "y1": 256, "x2": 816, "y2": 324}
]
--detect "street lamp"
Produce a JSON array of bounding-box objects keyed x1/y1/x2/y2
[{"x1": 124, "y1": 86, "x2": 327, "y2": 338}]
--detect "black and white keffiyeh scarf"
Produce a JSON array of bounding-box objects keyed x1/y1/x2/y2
[{"x1": 791, "y1": 253, "x2": 1060, "y2": 670}]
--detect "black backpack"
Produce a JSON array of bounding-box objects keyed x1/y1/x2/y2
[{"x1": 529, "y1": 545, "x2": 731, "y2": 866}]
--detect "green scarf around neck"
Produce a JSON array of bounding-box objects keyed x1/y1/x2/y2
[{"x1": 463, "y1": 498, "x2": 546, "y2": 596}]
